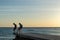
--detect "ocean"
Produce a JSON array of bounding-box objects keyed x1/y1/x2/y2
[{"x1": 0, "y1": 27, "x2": 60, "y2": 40}]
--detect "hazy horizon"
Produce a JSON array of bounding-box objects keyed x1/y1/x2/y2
[{"x1": 0, "y1": 0, "x2": 60, "y2": 27}]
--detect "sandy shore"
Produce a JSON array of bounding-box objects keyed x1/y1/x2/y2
[
  {"x1": 13, "y1": 32, "x2": 60, "y2": 40},
  {"x1": 20, "y1": 33, "x2": 60, "y2": 40}
]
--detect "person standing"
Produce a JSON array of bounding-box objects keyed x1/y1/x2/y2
[
  {"x1": 18, "y1": 23, "x2": 23, "y2": 34},
  {"x1": 13, "y1": 23, "x2": 17, "y2": 34}
]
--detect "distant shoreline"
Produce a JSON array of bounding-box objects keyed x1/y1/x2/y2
[{"x1": 0, "y1": 27, "x2": 60, "y2": 29}]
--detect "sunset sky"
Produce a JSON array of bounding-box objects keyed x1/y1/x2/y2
[{"x1": 0, "y1": 0, "x2": 60, "y2": 27}]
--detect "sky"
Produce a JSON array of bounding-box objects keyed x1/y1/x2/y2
[{"x1": 0, "y1": 0, "x2": 60, "y2": 27}]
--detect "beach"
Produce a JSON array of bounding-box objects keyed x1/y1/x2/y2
[
  {"x1": 13, "y1": 32, "x2": 60, "y2": 40},
  {"x1": 0, "y1": 27, "x2": 60, "y2": 40}
]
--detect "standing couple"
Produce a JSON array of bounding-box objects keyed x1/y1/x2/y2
[{"x1": 13, "y1": 23, "x2": 23, "y2": 35}]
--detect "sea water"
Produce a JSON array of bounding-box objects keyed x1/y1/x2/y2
[{"x1": 0, "y1": 27, "x2": 60, "y2": 40}]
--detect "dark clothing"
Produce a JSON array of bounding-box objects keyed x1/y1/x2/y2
[
  {"x1": 13, "y1": 23, "x2": 17, "y2": 31},
  {"x1": 18, "y1": 23, "x2": 23, "y2": 30}
]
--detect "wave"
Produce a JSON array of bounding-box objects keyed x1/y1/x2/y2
[{"x1": 0, "y1": 36, "x2": 15, "y2": 38}]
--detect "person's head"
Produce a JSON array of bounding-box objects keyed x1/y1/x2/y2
[
  {"x1": 19, "y1": 23, "x2": 21, "y2": 25},
  {"x1": 13, "y1": 23, "x2": 15, "y2": 25}
]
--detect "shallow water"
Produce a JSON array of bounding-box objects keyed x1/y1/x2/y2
[{"x1": 0, "y1": 27, "x2": 60, "y2": 40}]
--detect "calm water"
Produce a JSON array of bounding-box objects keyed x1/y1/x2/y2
[{"x1": 0, "y1": 27, "x2": 60, "y2": 40}]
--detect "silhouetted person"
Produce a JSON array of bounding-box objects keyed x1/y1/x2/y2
[
  {"x1": 18, "y1": 23, "x2": 23, "y2": 30},
  {"x1": 18, "y1": 23, "x2": 23, "y2": 34},
  {"x1": 13, "y1": 23, "x2": 17, "y2": 34}
]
